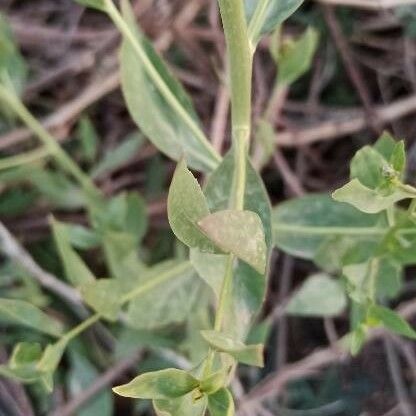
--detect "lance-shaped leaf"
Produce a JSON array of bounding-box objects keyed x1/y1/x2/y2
[
  {"x1": 201, "y1": 330, "x2": 264, "y2": 367},
  {"x1": 277, "y1": 27, "x2": 319, "y2": 86},
  {"x1": 153, "y1": 393, "x2": 207, "y2": 416},
  {"x1": 119, "y1": 0, "x2": 220, "y2": 172},
  {"x1": 332, "y1": 179, "x2": 416, "y2": 214},
  {"x1": 0, "y1": 298, "x2": 63, "y2": 337},
  {"x1": 198, "y1": 210, "x2": 267, "y2": 274},
  {"x1": 113, "y1": 368, "x2": 199, "y2": 399},
  {"x1": 51, "y1": 218, "x2": 95, "y2": 287},
  {"x1": 272, "y1": 194, "x2": 384, "y2": 260},
  {"x1": 208, "y1": 388, "x2": 235, "y2": 416},
  {"x1": 368, "y1": 305, "x2": 416, "y2": 339},
  {"x1": 246, "y1": 0, "x2": 304, "y2": 45},
  {"x1": 286, "y1": 274, "x2": 347, "y2": 317},
  {"x1": 80, "y1": 279, "x2": 125, "y2": 321},
  {"x1": 168, "y1": 160, "x2": 215, "y2": 251}
]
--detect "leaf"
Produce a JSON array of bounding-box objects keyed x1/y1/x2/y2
[
  {"x1": 246, "y1": 0, "x2": 304, "y2": 45},
  {"x1": 350, "y1": 145, "x2": 389, "y2": 189},
  {"x1": 277, "y1": 27, "x2": 319, "y2": 86},
  {"x1": 0, "y1": 298, "x2": 63, "y2": 337},
  {"x1": 207, "y1": 388, "x2": 235, "y2": 416},
  {"x1": 286, "y1": 274, "x2": 347, "y2": 317},
  {"x1": 199, "y1": 368, "x2": 230, "y2": 395},
  {"x1": 202, "y1": 151, "x2": 272, "y2": 340},
  {"x1": 168, "y1": 160, "x2": 215, "y2": 251},
  {"x1": 51, "y1": 219, "x2": 95, "y2": 287},
  {"x1": 68, "y1": 350, "x2": 113, "y2": 416},
  {"x1": 80, "y1": 279, "x2": 124, "y2": 321},
  {"x1": 74, "y1": 0, "x2": 106, "y2": 10},
  {"x1": 272, "y1": 194, "x2": 384, "y2": 259},
  {"x1": 153, "y1": 393, "x2": 207, "y2": 416},
  {"x1": 59, "y1": 223, "x2": 100, "y2": 250},
  {"x1": 4, "y1": 342, "x2": 43, "y2": 382},
  {"x1": 126, "y1": 260, "x2": 202, "y2": 329},
  {"x1": 77, "y1": 117, "x2": 99, "y2": 162},
  {"x1": 113, "y1": 368, "x2": 199, "y2": 399},
  {"x1": 369, "y1": 305, "x2": 416, "y2": 339},
  {"x1": 332, "y1": 178, "x2": 416, "y2": 214},
  {"x1": 198, "y1": 210, "x2": 267, "y2": 274},
  {"x1": 119, "y1": 0, "x2": 220, "y2": 172},
  {"x1": 201, "y1": 330, "x2": 264, "y2": 367},
  {"x1": 90, "y1": 132, "x2": 144, "y2": 178}
]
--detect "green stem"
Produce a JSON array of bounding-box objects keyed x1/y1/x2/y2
[
  {"x1": 0, "y1": 86, "x2": 100, "y2": 200},
  {"x1": 61, "y1": 313, "x2": 101, "y2": 343},
  {"x1": 0, "y1": 146, "x2": 51, "y2": 171}
]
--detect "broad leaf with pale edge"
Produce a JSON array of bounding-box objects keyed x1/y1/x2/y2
[
  {"x1": 198, "y1": 210, "x2": 267, "y2": 274},
  {"x1": 369, "y1": 305, "x2": 416, "y2": 339},
  {"x1": 277, "y1": 27, "x2": 319, "y2": 85},
  {"x1": 153, "y1": 393, "x2": 207, "y2": 416},
  {"x1": 168, "y1": 160, "x2": 215, "y2": 251},
  {"x1": 208, "y1": 388, "x2": 235, "y2": 416},
  {"x1": 286, "y1": 274, "x2": 347, "y2": 317},
  {"x1": 272, "y1": 194, "x2": 383, "y2": 260},
  {"x1": 119, "y1": 0, "x2": 219, "y2": 172},
  {"x1": 80, "y1": 279, "x2": 124, "y2": 321},
  {"x1": 113, "y1": 368, "x2": 199, "y2": 399},
  {"x1": 196, "y1": 151, "x2": 272, "y2": 340},
  {"x1": 52, "y1": 218, "x2": 95, "y2": 287},
  {"x1": 201, "y1": 330, "x2": 264, "y2": 367},
  {"x1": 332, "y1": 179, "x2": 416, "y2": 214},
  {"x1": 0, "y1": 298, "x2": 63, "y2": 337}
]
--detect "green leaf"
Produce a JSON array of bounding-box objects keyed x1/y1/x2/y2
[
  {"x1": 202, "y1": 151, "x2": 272, "y2": 340},
  {"x1": 368, "y1": 305, "x2": 416, "y2": 339},
  {"x1": 168, "y1": 160, "x2": 215, "y2": 251},
  {"x1": 201, "y1": 330, "x2": 264, "y2": 367},
  {"x1": 113, "y1": 368, "x2": 199, "y2": 399},
  {"x1": 199, "y1": 368, "x2": 230, "y2": 395},
  {"x1": 4, "y1": 342, "x2": 43, "y2": 382},
  {"x1": 350, "y1": 145, "x2": 388, "y2": 189},
  {"x1": 77, "y1": 117, "x2": 99, "y2": 162},
  {"x1": 272, "y1": 194, "x2": 383, "y2": 259},
  {"x1": 52, "y1": 218, "x2": 96, "y2": 287},
  {"x1": 153, "y1": 394, "x2": 207, "y2": 416},
  {"x1": 246, "y1": 0, "x2": 304, "y2": 45},
  {"x1": 332, "y1": 178, "x2": 416, "y2": 214},
  {"x1": 207, "y1": 388, "x2": 235, "y2": 416},
  {"x1": 286, "y1": 274, "x2": 347, "y2": 317},
  {"x1": 374, "y1": 131, "x2": 397, "y2": 159},
  {"x1": 119, "y1": 0, "x2": 219, "y2": 172},
  {"x1": 80, "y1": 279, "x2": 124, "y2": 321},
  {"x1": 277, "y1": 27, "x2": 319, "y2": 86},
  {"x1": 59, "y1": 223, "x2": 100, "y2": 250},
  {"x1": 390, "y1": 141, "x2": 406, "y2": 174},
  {"x1": 74, "y1": 0, "x2": 106, "y2": 10},
  {"x1": 126, "y1": 260, "x2": 201, "y2": 329},
  {"x1": 0, "y1": 298, "x2": 63, "y2": 337},
  {"x1": 68, "y1": 350, "x2": 113, "y2": 416},
  {"x1": 198, "y1": 210, "x2": 267, "y2": 274},
  {"x1": 90, "y1": 132, "x2": 144, "y2": 178}
]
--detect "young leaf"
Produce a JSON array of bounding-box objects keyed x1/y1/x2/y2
[
  {"x1": 52, "y1": 218, "x2": 96, "y2": 287},
  {"x1": 368, "y1": 305, "x2": 416, "y2": 339},
  {"x1": 113, "y1": 368, "x2": 199, "y2": 399},
  {"x1": 0, "y1": 298, "x2": 63, "y2": 337},
  {"x1": 5, "y1": 342, "x2": 43, "y2": 382},
  {"x1": 76, "y1": 117, "x2": 99, "y2": 163},
  {"x1": 286, "y1": 274, "x2": 347, "y2": 317},
  {"x1": 272, "y1": 194, "x2": 384, "y2": 260},
  {"x1": 58, "y1": 223, "x2": 100, "y2": 250},
  {"x1": 207, "y1": 388, "x2": 235, "y2": 416},
  {"x1": 199, "y1": 368, "x2": 230, "y2": 395},
  {"x1": 201, "y1": 330, "x2": 264, "y2": 367},
  {"x1": 153, "y1": 393, "x2": 207, "y2": 416},
  {"x1": 332, "y1": 178, "x2": 416, "y2": 214},
  {"x1": 80, "y1": 279, "x2": 124, "y2": 321},
  {"x1": 277, "y1": 27, "x2": 319, "y2": 86},
  {"x1": 168, "y1": 160, "x2": 215, "y2": 251},
  {"x1": 198, "y1": 210, "x2": 267, "y2": 274},
  {"x1": 119, "y1": 0, "x2": 220, "y2": 172}
]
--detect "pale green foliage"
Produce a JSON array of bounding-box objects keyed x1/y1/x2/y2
[{"x1": 207, "y1": 388, "x2": 235, "y2": 416}]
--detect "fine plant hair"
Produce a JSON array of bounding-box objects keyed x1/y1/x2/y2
[{"x1": 1, "y1": 1, "x2": 416, "y2": 415}]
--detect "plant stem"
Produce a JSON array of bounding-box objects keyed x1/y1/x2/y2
[
  {"x1": 0, "y1": 86, "x2": 100, "y2": 201},
  {"x1": 0, "y1": 146, "x2": 51, "y2": 170},
  {"x1": 247, "y1": 0, "x2": 271, "y2": 49}
]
